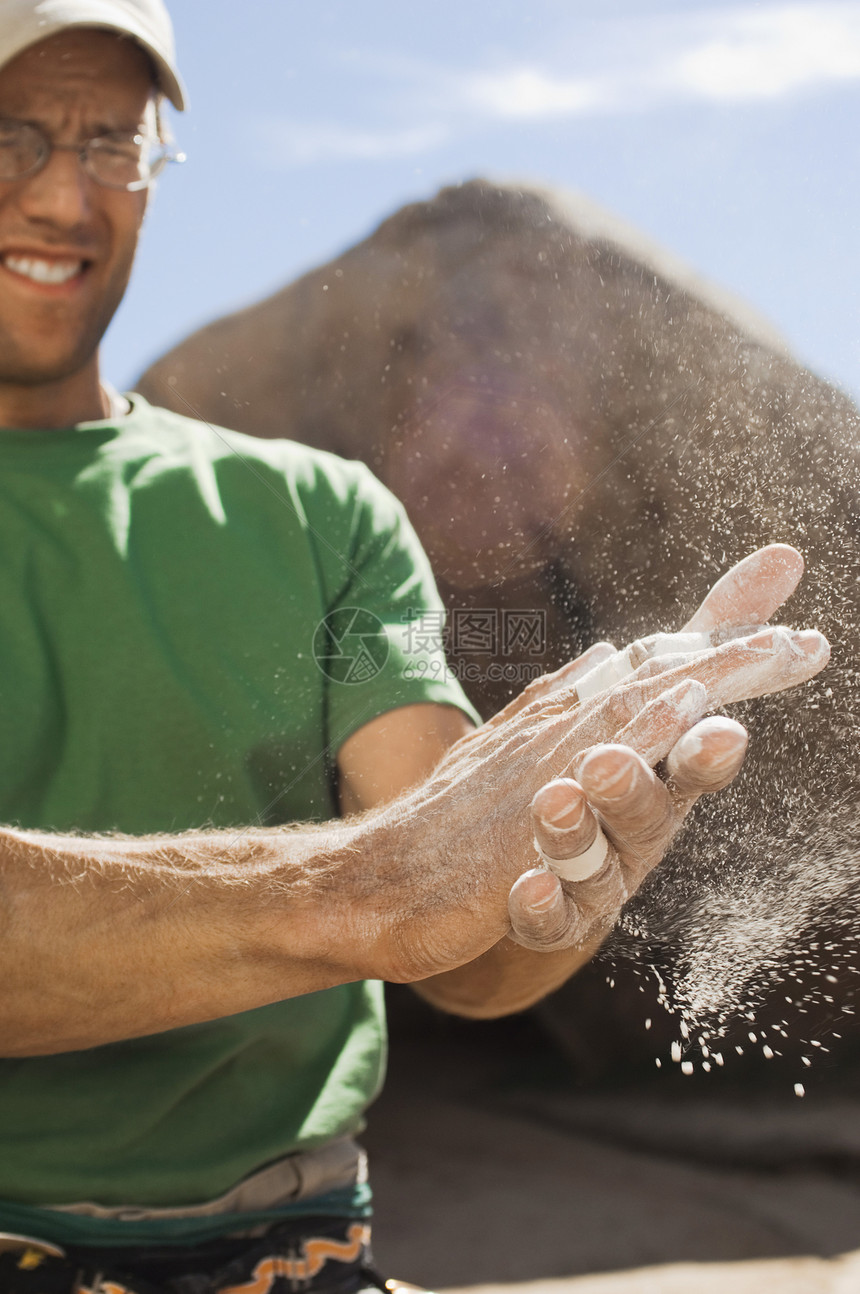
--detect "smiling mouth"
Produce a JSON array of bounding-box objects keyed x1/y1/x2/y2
[{"x1": 1, "y1": 254, "x2": 88, "y2": 285}]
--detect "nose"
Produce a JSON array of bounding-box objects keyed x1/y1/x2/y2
[{"x1": 12, "y1": 147, "x2": 95, "y2": 230}]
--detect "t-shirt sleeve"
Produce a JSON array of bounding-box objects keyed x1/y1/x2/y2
[{"x1": 301, "y1": 456, "x2": 481, "y2": 753}]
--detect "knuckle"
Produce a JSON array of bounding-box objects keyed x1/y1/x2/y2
[
  {"x1": 511, "y1": 893, "x2": 588, "y2": 951},
  {"x1": 633, "y1": 658, "x2": 671, "y2": 683},
  {"x1": 520, "y1": 676, "x2": 546, "y2": 704},
  {"x1": 584, "y1": 857, "x2": 628, "y2": 908},
  {"x1": 673, "y1": 766, "x2": 738, "y2": 796},
  {"x1": 645, "y1": 694, "x2": 684, "y2": 724},
  {"x1": 561, "y1": 854, "x2": 626, "y2": 921},
  {"x1": 627, "y1": 636, "x2": 656, "y2": 667},
  {"x1": 593, "y1": 688, "x2": 640, "y2": 730},
  {"x1": 611, "y1": 810, "x2": 677, "y2": 869}
]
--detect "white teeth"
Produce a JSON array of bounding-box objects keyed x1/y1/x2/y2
[{"x1": 3, "y1": 255, "x2": 82, "y2": 284}]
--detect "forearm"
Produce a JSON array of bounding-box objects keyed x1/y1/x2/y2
[
  {"x1": 413, "y1": 933, "x2": 604, "y2": 1019},
  {"x1": 2, "y1": 601, "x2": 829, "y2": 1050},
  {"x1": 0, "y1": 820, "x2": 378, "y2": 1056}
]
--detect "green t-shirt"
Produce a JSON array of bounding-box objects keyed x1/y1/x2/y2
[{"x1": 0, "y1": 395, "x2": 478, "y2": 1247}]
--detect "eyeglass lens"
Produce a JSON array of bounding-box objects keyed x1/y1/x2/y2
[{"x1": 0, "y1": 119, "x2": 171, "y2": 190}]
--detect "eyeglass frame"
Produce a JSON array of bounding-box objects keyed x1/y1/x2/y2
[{"x1": 0, "y1": 117, "x2": 186, "y2": 192}]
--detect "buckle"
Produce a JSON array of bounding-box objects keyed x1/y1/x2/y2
[{"x1": 0, "y1": 1230, "x2": 66, "y2": 1263}]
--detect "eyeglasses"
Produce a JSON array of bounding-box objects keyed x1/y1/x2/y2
[{"x1": 0, "y1": 118, "x2": 185, "y2": 191}]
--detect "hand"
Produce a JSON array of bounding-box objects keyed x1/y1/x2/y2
[
  {"x1": 512, "y1": 543, "x2": 818, "y2": 950},
  {"x1": 379, "y1": 546, "x2": 829, "y2": 979}
]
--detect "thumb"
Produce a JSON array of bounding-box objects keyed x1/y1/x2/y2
[{"x1": 684, "y1": 544, "x2": 804, "y2": 633}]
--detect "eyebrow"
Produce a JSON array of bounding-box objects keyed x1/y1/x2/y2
[
  {"x1": 87, "y1": 122, "x2": 146, "y2": 137},
  {"x1": 1, "y1": 114, "x2": 146, "y2": 138}
]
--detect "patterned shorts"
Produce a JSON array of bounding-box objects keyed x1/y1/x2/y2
[{"x1": 0, "y1": 1216, "x2": 412, "y2": 1294}]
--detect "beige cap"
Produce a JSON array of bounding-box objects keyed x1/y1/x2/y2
[{"x1": 0, "y1": 0, "x2": 186, "y2": 109}]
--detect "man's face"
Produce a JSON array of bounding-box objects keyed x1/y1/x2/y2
[{"x1": 0, "y1": 29, "x2": 155, "y2": 387}]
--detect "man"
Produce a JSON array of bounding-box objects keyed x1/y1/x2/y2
[{"x1": 0, "y1": 3, "x2": 829, "y2": 1292}]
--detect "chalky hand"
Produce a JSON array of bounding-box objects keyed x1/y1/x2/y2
[
  {"x1": 504, "y1": 545, "x2": 830, "y2": 952},
  {"x1": 385, "y1": 546, "x2": 828, "y2": 980}
]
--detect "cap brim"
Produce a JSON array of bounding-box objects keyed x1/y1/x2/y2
[{"x1": 76, "y1": 20, "x2": 187, "y2": 108}]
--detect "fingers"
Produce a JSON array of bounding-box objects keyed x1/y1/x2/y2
[
  {"x1": 562, "y1": 626, "x2": 829, "y2": 758},
  {"x1": 530, "y1": 779, "x2": 609, "y2": 882},
  {"x1": 658, "y1": 626, "x2": 830, "y2": 709},
  {"x1": 578, "y1": 746, "x2": 675, "y2": 875},
  {"x1": 510, "y1": 745, "x2": 679, "y2": 952},
  {"x1": 665, "y1": 715, "x2": 748, "y2": 798},
  {"x1": 573, "y1": 545, "x2": 806, "y2": 705},
  {"x1": 573, "y1": 645, "x2": 645, "y2": 701},
  {"x1": 550, "y1": 641, "x2": 618, "y2": 693},
  {"x1": 575, "y1": 633, "x2": 712, "y2": 701},
  {"x1": 573, "y1": 616, "x2": 824, "y2": 716},
  {"x1": 484, "y1": 640, "x2": 616, "y2": 730},
  {"x1": 683, "y1": 544, "x2": 804, "y2": 632},
  {"x1": 512, "y1": 710, "x2": 751, "y2": 954},
  {"x1": 591, "y1": 677, "x2": 709, "y2": 768},
  {"x1": 508, "y1": 868, "x2": 589, "y2": 950},
  {"x1": 511, "y1": 776, "x2": 620, "y2": 952},
  {"x1": 554, "y1": 641, "x2": 618, "y2": 688}
]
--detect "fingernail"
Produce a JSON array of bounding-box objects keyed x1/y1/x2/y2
[
  {"x1": 792, "y1": 629, "x2": 826, "y2": 656},
  {"x1": 533, "y1": 780, "x2": 587, "y2": 828},
  {"x1": 586, "y1": 641, "x2": 618, "y2": 664},
  {"x1": 529, "y1": 889, "x2": 561, "y2": 912},
  {"x1": 627, "y1": 639, "x2": 650, "y2": 668},
  {"x1": 519, "y1": 868, "x2": 560, "y2": 910},
  {"x1": 663, "y1": 678, "x2": 707, "y2": 699},
  {"x1": 747, "y1": 628, "x2": 775, "y2": 649},
  {"x1": 581, "y1": 747, "x2": 642, "y2": 800},
  {"x1": 673, "y1": 716, "x2": 747, "y2": 770},
  {"x1": 546, "y1": 799, "x2": 588, "y2": 830},
  {"x1": 703, "y1": 725, "x2": 748, "y2": 767},
  {"x1": 659, "y1": 678, "x2": 708, "y2": 723}
]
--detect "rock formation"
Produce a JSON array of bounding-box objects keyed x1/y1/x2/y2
[{"x1": 139, "y1": 180, "x2": 860, "y2": 1079}]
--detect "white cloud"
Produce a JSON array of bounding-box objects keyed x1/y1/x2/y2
[
  {"x1": 675, "y1": 5, "x2": 860, "y2": 102},
  {"x1": 464, "y1": 68, "x2": 610, "y2": 120},
  {"x1": 251, "y1": 3, "x2": 860, "y2": 168},
  {"x1": 453, "y1": 2, "x2": 860, "y2": 119}
]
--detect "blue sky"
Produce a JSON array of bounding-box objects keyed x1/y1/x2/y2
[{"x1": 103, "y1": 0, "x2": 860, "y2": 403}]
